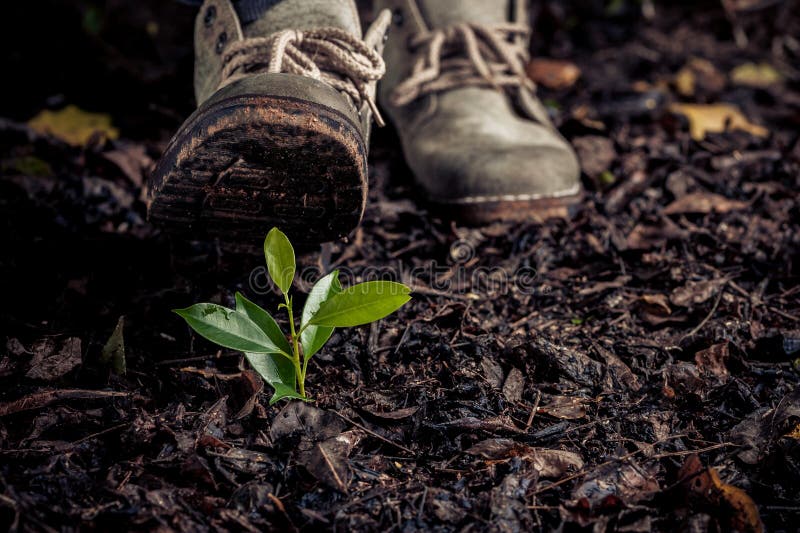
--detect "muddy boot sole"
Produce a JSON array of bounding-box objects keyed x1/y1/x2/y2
[
  {"x1": 148, "y1": 76, "x2": 368, "y2": 247},
  {"x1": 432, "y1": 192, "x2": 583, "y2": 225}
]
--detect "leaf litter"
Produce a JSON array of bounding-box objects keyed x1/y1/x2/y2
[{"x1": 0, "y1": 0, "x2": 799, "y2": 531}]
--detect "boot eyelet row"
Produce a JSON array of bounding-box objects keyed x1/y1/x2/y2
[
  {"x1": 392, "y1": 8, "x2": 404, "y2": 28},
  {"x1": 215, "y1": 31, "x2": 228, "y2": 54},
  {"x1": 204, "y1": 5, "x2": 217, "y2": 28}
]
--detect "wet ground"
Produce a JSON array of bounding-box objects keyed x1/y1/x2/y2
[{"x1": 1, "y1": 0, "x2": 799, "y2": 531}]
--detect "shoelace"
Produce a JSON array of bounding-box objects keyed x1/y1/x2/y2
[
  {"x1": 219, "y1": 27, "x2": 388, "y2": 125},
  {"x1": 390, "y1": 23, "x2": 534, "y2": 107}
]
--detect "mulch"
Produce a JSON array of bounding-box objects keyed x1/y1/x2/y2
[{"x1": 1, "y1": 0, "x2": 798, "y2": 531}]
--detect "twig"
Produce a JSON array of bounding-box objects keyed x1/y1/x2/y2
[
  {"x1": 331, "y1": 410, "x2": 415, "y2": 455},
  {"x1": 68, "y1": 422, "x2": 130, "y2": 447},
  {"x1": 155, "y1": 352, "x2": 233, "y2": 366},
  {"x1": 525, "y1": 391, "x2": 542, "y2": 429},
  {"x1": 680, "y1": 289, "x2": 724, "y2": 342},
  {"x1": 0, "y1": 389, "x2": 130, "y2": 417},
  {"x1": 532, "y1": 439, "x2": 737, "y2": 496},
  {"x1": 768, "y1": 306, "x2": 800, "y2": 322}
]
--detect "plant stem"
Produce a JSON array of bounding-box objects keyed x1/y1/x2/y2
[{"x1": 285, "y1": 295, "x2": 305, "y2": 397}]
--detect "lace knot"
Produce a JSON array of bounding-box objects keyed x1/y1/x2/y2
[{"x1": 219, "y1": 26, "x2": 388, "y2": 126}]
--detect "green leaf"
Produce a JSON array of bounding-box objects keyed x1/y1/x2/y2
[
  {"x1": 235, "y1": 292, "x2": 292, "y2": 355},
  {"x1": 174, "y1": 304, "x2": 282, "y2": 354},
  {"x1": 264, "y1": 228, "x2": 295, "y2": 295},
  {"x1": 309, "y1": 281, "x2": 411, "y2": 328},
  {"x1": 300, "y1": 271, "x2": 342, "y2": 359},
  {"x1": 269, "y1": 383, "x2": 309, "y2": 405},
  {"x1": 101, "y1": 316, "x2": 126, "y2": 375},
  {"x1": 244, "y1": 352, "x2": 303, "y2": 404}
]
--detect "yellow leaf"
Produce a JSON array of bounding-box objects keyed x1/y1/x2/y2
[
  {"x1": 669, "y1": 103, "x2": 768, "y2": 141},
  {"x1": 674, "y1": 67, "x2": 696, "y2": 97},
  {"x1": 731, "y1": 62, "x2": 783, "y2": 88},
  {"x1": 28, "y1": 105, "x2": 119, "y2": 147},
  {"x1": 786, "y1": 423, "x2": 800, "y2": 440}
]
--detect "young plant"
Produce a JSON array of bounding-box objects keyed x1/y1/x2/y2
[{"x1": 174, "y1": 228, "x2": 412, "y2": 404}]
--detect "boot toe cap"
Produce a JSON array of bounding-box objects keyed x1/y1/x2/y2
[{"x1": 417, "y1": 138, "x2": 582, "y2": 205}]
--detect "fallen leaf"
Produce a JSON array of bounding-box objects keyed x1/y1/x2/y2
[
  {"x1": 664, "y1": 362, "x2": 705, "y2": 398},
  {"x1": 467, "y1": 438, "x2": 584, "y2": 477},
  {"x1": 669, "y1": 103, "x2": 768, "y2": 140},
  {"x1": 670, "y1": 278, "x2": 726, "y2": 307},
  {"x1": 361, "y1": 405, "x2": 419, "y2": 420},
  {"x1": 678, "y1": 454, "x2": 763, "y2": 533},
  {"x1": 104, "y1": 143, "x2": 153, "y2": 188},
  {"x1": 572, "y1": 135, "x2": 616, "y2": 179},
  {"x1": 784, "y1": 423, "x2": 800, "y2": 440},
  {"x1": 538, "y1": 396, "x2": 589, "y2": 419},
  {"x1": 595, "y1": 345, "x2": 642, "y2": 392},
  {"x1": 573, "y1": 460, "x2": 659, "y2": 506},
  {"x1": 25, "y1": 337, "x2": 82, "y2": 381},
  {"x1": 438, "y1": 415, "x2": 525, "y2": 434},
  {"x1": 27, "y1": 105, "x2": 120, "y2": 147},
  {"x1": 502, "y1": 367, "x2": 525, "y2": 403},
  {"x1": 491, "y1": 474, "x2": 534, "y2": 531},
  {"x1": 481, "y1": 357, "x2": 504, "y2": 389},
  {"x1": 731, "y1": 62, "x2": 783, "y2": 88},
  {"x1": 531, "y1": 337, "x2": 604, "y2": 388},
  {"x1": 694, "y1": 343, "x2": 731, "y2": 381},
  {"x1": 0, "y1": 389, "x2": 129, "y2": 417},
  {"x1": 728, "y1": 388, "x2": 800, "y2": 463},
  {"x1": 230, "y1": 370, "x2": 263, "y2": 420},
  {"x1": 6, "y1": 156, "x2": 54, "y2": 178},
  {"x1": 527, "y1": 58, "x2": 581, "y2": 89},
  {"x1": 298, "y1": 429, "x2": 364, "y2": 492},
  {"x1": 664, "y1": 192, "x2": 748, "y2": 215},
  {"x1": 639, "y1": 294, "x2": 672, "y2": 316},
  {"x1": 674, "y1": 57, "x2": 726, "y2": 97},
  {"x1": 625, "y1": 218, "x2": 688, "y2": 250}
]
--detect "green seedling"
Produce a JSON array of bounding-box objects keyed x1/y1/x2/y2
[{"x1": 174, "y1": 228, "x2": 412, "y2": 404}]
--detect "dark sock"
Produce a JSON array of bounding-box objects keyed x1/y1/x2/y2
[
  {"x1": 177, "y1": 0, "x2": 285, "y2": 24},
  {"x1": 234, "y1": 0, "x2": 285, "y2": 24}
]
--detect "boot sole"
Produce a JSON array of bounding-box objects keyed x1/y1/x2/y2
[
  {"x1": 148, "y1": 93, "x2": 367, "y2": 246},
  {"x1": 432, "y1": 192, "x2": 583, "y2": 225}
]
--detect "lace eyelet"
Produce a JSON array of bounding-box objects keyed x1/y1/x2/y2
[
  {"x1": 215, "y1": 32, "x2": 228, "y2": 54},
  {"x1": 204, "y1": 5, "x2": 217, "y2": 28},
  {"x1": 392, "y1": 8, "x2": 404, "y2": 27}
]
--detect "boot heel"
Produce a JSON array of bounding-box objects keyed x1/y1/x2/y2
[{"x1": 148, "y1": 73, "x2": 368, "y2": 246}]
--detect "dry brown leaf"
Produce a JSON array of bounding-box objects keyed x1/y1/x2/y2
[
  {"x1": 27, "y1": 105, "x2": 120, "y2": 147},
  {"x1": 695, "y1": 343, "x2": 731, "y2": 381},
  {"x1": 466, "y1": 438, "x2": 584, "y2": 477},
  {"x1": 538, "y1": 396, "x2": 589, "y2": 419},
  {"x1": 104, "y1": 144, "x2": 153, "y2": 188},
  {"x1": 25, "y1": 337, "x2": 82, "y2": 381},
  {"x1": 572, "y1": 135, "x2": 616, "y2": 179},
  {"x1": 527, "y1": 58, "x2": 581, "y2": 89},
  {"x1": 639, "y1": 294, "x2": 672, "y2": 316},
  {"x1": 573, "y1": 460, "x2": 659, "y2": 506},
  {"x1": 679, "y1": 454, "x2": 764, "y2": 533},
  {"x1": 669, "y1": 103, "x2": 768, "y2": 140},
  {"x1": 670, "y1": 278, "x2": 726, "y2": 307},
  {"x1": 361, "y1": 405, "x2": 419, "y2": 420},
  {"x1": 502, "y1": 367, "x2": 525, "y2": 403},
  {"x1": 674, "y1": 57, "x2": 726, "y2": 97},
  {"x1": 664, "y1": 192, "x2": 748, "y2": 215}
]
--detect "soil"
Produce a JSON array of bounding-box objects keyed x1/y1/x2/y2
[{"x1": 1, "y1": 1, "x2": 799, "y2": 531}]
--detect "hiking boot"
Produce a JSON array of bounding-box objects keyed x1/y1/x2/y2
[
  {"x1": 148, "y1": 0, "x2": 391, "y2": 245},
  {"x1": 375, "y1": 0, "x2": 582, "y2": 223}
]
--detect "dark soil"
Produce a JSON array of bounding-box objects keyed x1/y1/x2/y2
[{"x1": 2, "y1": 1, "x2": 799, "y2": 531}]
